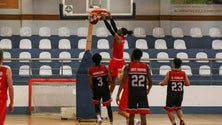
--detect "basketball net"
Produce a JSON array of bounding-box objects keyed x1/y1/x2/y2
[{"x1": 86, "y1": 8, "x2": 110, "y2": 51}]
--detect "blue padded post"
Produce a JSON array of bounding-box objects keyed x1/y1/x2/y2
[{"x1": 76, "y1": 50, "x2": 96, "y2": 119}]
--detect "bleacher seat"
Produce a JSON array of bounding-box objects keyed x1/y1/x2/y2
[
  {"x1": 39, "y1": 65, "x2": 52, "y2": 76},
  {"x1": 20, "y1": 26, "x2": 32, "y2": 37},
  {"x1": 58, "y1": 39, "x2": 71, "y2": 49},
  {"x1": 97, "y1": 39, "x2": 110, "y2": 49},
  {"x1": 77, "y1": 27, "x2": 88, "y2": 37},
  {"x1": 59, "y1": 51, "x2": 71, "y2": 63},
  {"x1": 159, "y1": 65, "x2": 171, "y2": 76},
  {"x1": 152, "y1": 27, "x2": 165, "y2": 37},
  {"x1": 157, "y1": 52, "x2": 169, "y2": 63},
  {"x1": 171, "y1": 27, "x2": 184, "y2": 38},
  {"x1": 135, "y1": 39, "x2": 148, "y2": 49},
  {"x1": 219, "y1": 66, "x2": 222, "y2": 75},
  {"x1": 78, "y1": 51, "x2": 84, "y2": 61},
  {"x1": 100, "y1": 52, "x2": 110, "y2": 62},
  {"x1": 19, "y1": 39, "x2": 32, "y2": 49},
  {"x1": 133, "y1": 27, "x2": 146, "y2": 37},
  {"x1": 60, "y1": 65, "x2": 72, "y2": 76},
  {"x1": 0, "y1": 39, "x2": 12, "y2": 49},
  {"x1": 96, "y1": 27, "x2": 108, "y2": 37},
  {"x1": 39, "y1": 39, "x2": 51, "y2": 49},
  {"x1": 176, "y1": 52, "x2": 189, "y2": 63},
  {"x1": 141, "y1": 52, "x2": 149, "y2": 62},
  {"x1": 209, "y1": 27, "x2": 221, "y2": 37},
  {"x1": 174, "y1": 39, "x2": 186, "y2": 50},
  {"x1": 58, "y1": 27, "x2": 70, "y2": 37},
  {"x1": 181, "y1": 65, "x2": 192, "y2": 76},
  {"x1": 39, "y1": 27, "x2": 51, "y2": 37},
  {"x1": 196, "y1": 52, "x2": 209, "y2": 63},
  {"x1": 0, "y1": 26, "x2": 12, "y2": 36},
  {"x1": 123, "y1": 52, "x2": 130, "y2": 60},
  {"x1": 19, "y1": 52, "x2": 31, "y2": 62},
  {"x1": 39, "y1": 51, "x2": 51, "y2": 62},
  {"x1": 212, "y1": 39, "x2": 222, "y2": 50},
  {"x1": 124, "y1": 40, "x2": 129, "y2": 49},
  {"x1": 78, "y1": 39, "x2": 86, "y2": 49},
  {"x1": 199, "y1": 65, "x2": 211, "y2": 76},
  {"x1": 3, "y1": 52, "x2": 11, "y2": 62},
  {"x1": 155, "y1": 39, "x2": 167, "y2": 49},
  {"x1": 190, "y1": 27, "x2": 202, "y2": 37},
  {"x1": 19, "y1": 65, "x2": 32, "y2": 76},
  {"x1": 215, "y1": 52, "x2": 222, "y2": 63}
]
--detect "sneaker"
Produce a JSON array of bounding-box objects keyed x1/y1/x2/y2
[
  {"x1": 97, "y1": 119, "x2": 102, "y2": 125},
  {"x1": 180, "y1": 120, "x2": 185, "y2": 125},
  {"x1": 134, "y1": 119, "x2": 141, "y2": 125}
]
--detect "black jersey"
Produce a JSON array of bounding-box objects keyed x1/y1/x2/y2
[{"x1": 167, "y1": 69, "x2": 186, "y2": 96}]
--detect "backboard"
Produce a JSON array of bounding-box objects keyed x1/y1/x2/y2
[{"x1": 59, "y1": 0, "x2": 136, "y2": 19}]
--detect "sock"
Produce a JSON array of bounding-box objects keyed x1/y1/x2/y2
[{"x1": 97, "y1": 114, "x2": 101, "y2": 121}]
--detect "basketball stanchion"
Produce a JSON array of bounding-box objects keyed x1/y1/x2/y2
[{"x1": 76, "y1": 7, "x2": 110, "y2": 122}]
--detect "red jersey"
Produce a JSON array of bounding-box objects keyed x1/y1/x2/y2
[
  {"x1": 112, "y1": 36, "x2": 125, "y2": 59},
  {"x1": 167, "y1": 69, "x2": 186, "y2": 95},
  {"x1": 89, "y1": 65, "x2": 109, "y2": 89},
  {"x1": 0, "y1": 66, "x2": 8, "y2": 100},
  {"x1": 128, "y1": 62, "x2": 149, "y2": 92}
]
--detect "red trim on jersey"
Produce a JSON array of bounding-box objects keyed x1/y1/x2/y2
[{"x1": 127, "y1": 108, "x2": 151, "y2": 114}]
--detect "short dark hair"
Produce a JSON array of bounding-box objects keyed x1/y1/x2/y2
[
  {"x1": 173, "y1": 58, "x2": 182, "y2": 68},
  {"x1": 132, "y1": 48, "x2": 143, "y2": 60},
  {"x1": 92, "y1": 53, "x2": 102, "y2": 66}
]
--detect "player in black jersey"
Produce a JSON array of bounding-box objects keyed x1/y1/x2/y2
[
  {"x1": 88, "y1": 53, "x2": 115, "y2": 125},
  {"x1": 117, "y1": 49, "x2": 153, "y2": 125},
  {"x1": 159, "y1": 58, "x2": 190, "y2": 125}
]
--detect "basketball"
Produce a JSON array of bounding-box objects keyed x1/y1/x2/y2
[{"x1": 89, "y1": 15, "x2": 99, "y2": 25}]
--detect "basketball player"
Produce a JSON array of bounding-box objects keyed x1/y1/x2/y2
[
  {"x1": 0, "y1": 49, "x2": 14, "y2": 125},
  {"x1": 88, "y1": 53, "x2": 114, "y2": 125},
  {"x1": 102, "y1": 14, "x2": 133, "y2": 92},
  {"x1": 116, "y1": 63, "x2": 140, "y2": 125},
  {"x1": 159, "y1": 58, "x2": 190, "y2": 125},
  {"x1": 116, "y1": 49, "x2": 153, "y2": 125}
]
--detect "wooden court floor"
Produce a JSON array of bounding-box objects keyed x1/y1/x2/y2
[{"x1": 5, "y1": 113, "x2": 222, "y2": 125}]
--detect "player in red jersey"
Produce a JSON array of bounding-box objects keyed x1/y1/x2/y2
[
  {"x1": 0, "y1": 49, "x2": 14, "y2": 125},
  {"x1": 88, "y1": 53, "x2": 115, "y2": 125},
  {"x1": 102, "y1": 14, "x2": 133, "y2": 90},
  {"x1": 159, "y1": 58, "x2": 190, "y2": 125},
  {"x1": 117, "y1": 49, "x2": 153, "y2": 125}
]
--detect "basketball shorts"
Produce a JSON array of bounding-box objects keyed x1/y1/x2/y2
[
  {"x1": 0, "y1": 99, "x2": 7, "y2": 123},
  {"x1": 165, "y1": 93, "x2": 183, "y2": 112},
  {"x1": 108, "y1": 58, "x2": 124, "y2": 77},
  {"x1": 92, "y1": 88, "x2": 112, "y2": 106},
  {"x1": 119, "y1": 88, "x2": 128, "y2": 111}
]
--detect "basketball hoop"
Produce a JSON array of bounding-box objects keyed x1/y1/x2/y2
[{"x1": 88, "y1": 8, "x2": 110, "y2": 25}]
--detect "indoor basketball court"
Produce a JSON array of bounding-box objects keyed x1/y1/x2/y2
[{"x1": 1, "y1": 0, "x2": 222, "y2": 125}]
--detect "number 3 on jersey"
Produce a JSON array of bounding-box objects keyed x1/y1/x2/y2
[{"x1": 97, "y1": 77, "x2": 103, "y2": 86}]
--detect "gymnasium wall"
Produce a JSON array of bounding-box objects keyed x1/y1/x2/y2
[{"x1": 1, "y1": 0, "x2": 222, "y2": 114}]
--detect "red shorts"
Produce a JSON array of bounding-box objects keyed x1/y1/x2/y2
[
  {"x1": 119, "y1": 88, "x2": 128, "y2": 111},
  {"x1": 108, "y1": 58, "x2": 124, "y2": 77},
  {"x1": 0, "y1": 99, "x2": 7, "y2": 124},
  {"x1": 119, "y1": 79, "x2": 129, "y2": 111}
]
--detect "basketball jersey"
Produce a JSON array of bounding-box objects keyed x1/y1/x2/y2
[
  {"x1": 0, "y1": 66, "x2": 8, "y2": 100},
  {"x1": 128, "y1": 62, "x2": 149, "y2": 92},
  {"x1": 89, "y1": 65, "x2": 109, "y2": 90},
  {"x1": 167, "y1": 70, "x2": 186, "y2": 95},
  {"x1": 112, "y1": 36, "x2": 125, "y2": 59}
]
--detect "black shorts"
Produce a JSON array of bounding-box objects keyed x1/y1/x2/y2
[
  {"x1": 166, "y1": 93, "x2": 183, "y2": 108},
  {"x1": 128, "y1": 91, "x2": 149, "y2": 111},
  {"x1": 93, "y1": 88, "x2": 111, "y2": 103}
]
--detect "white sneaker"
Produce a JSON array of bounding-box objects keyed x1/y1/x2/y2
[
  {"x1": 97, "y1": 119, "x2": 102, "y2": 125},
  {"x1": 134, "y1": 119, "x2": 141, "y2": 125}
]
